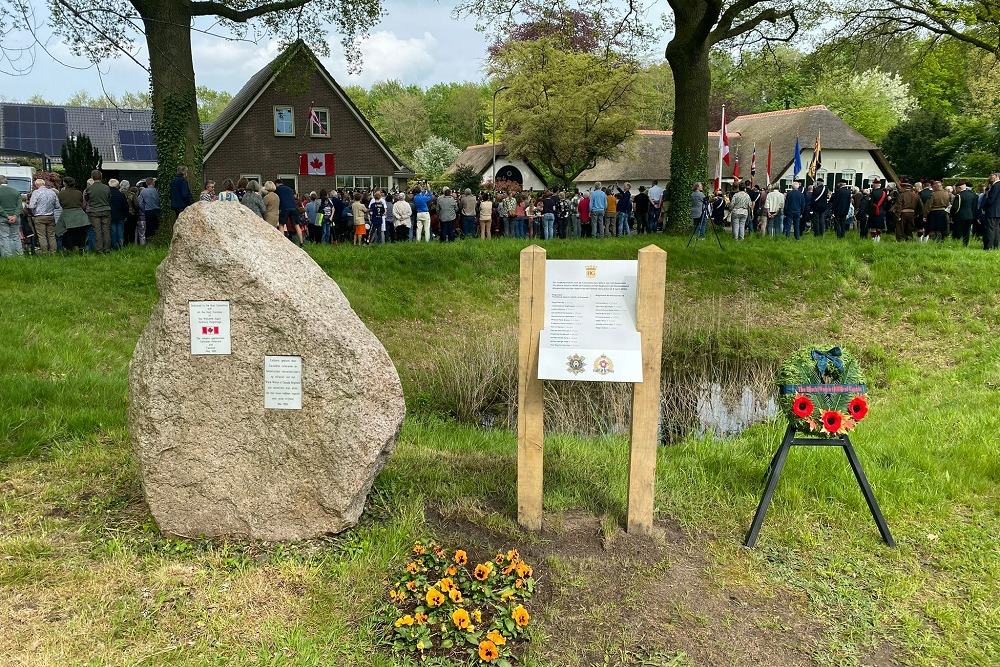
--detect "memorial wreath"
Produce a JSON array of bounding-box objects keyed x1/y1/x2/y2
[
  {"x1": 778, "y1": 345, "x2": 868, "y2": 435},
  {"x1": 382, "y1": 541, "x2": 535, "y2": 665}
]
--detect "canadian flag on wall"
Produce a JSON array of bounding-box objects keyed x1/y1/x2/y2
[{"x1": 298, "y1": 153, "x2": 335, "y2": 176}]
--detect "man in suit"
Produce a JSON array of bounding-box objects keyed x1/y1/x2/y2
[
  {"x1": 810, "y1": 179, "x2": 830, "y2": 236},
  {"x1": 783, "y1": 181, "x2": 806, "y2": 240},
  {"x1": 951, "y1": 181, "x2": 979, "y2": 247},
  {"x1": 983, "y1": 173, "x2": 1000, "y2": 250},
  {"x1": 830, "y1": 180, "x2": 852, "y2": 239}
]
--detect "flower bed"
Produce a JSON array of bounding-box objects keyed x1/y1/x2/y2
[
  {"x1": 778, "y1": 345, "x2": 869, "y2": 435},
  {"x1": 383, "y1": 541, "x2": 535, "y2": 665}
]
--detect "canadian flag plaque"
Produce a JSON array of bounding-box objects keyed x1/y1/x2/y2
[
  {"x1": 189, "y1": 300, "x2": 231, "y2": 355},
  {"x1": 298, "y1": 152, "x2": 335, "y2": 176}
]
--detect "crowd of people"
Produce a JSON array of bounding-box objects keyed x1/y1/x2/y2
[
  {"x1": 691, "y1": 175, "x2": 1000, "y2": 249},
  {"x1": 3, "y1": 167, "x2": 999, "y2": 257}
]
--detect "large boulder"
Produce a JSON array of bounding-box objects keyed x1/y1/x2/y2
[{"x1": 129, "y1": 202, "x2": 405, "y2": 541}]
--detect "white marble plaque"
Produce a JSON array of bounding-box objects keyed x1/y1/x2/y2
[
  {"x1": 264, "y1": 356, "x2": 303, "y2": 410},
  {"x1": 538, "y1": 260, "x2": 642, "y2": 382},
  {"x1": 189, "y1": 300, "x2": 231, "y2": 355}
]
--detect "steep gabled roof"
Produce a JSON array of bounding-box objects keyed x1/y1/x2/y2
[
  {"x1": 727, "y1": 105, "x2": 897, "y2": 181},
  {"x1": 575, "y1": 131, "x2": 728, "y2": 183},
  {"x1": 446, "y1": 142, "x2": 547, "y2": 184},
  {"x1": 203, "y1": 40, "x2": 412, "y2": 175}
]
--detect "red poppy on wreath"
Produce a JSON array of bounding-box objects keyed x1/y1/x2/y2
[
  {"x1": 847, "y1": 395, "x2": 868, "y2": 421},
  {"x1": 821, "y1": 410, "x2": 844, "y2": 434},
  {"x1": 791, "y1": 394, "x2": 815, "y2": 418}
]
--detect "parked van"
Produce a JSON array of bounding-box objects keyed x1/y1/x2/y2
[{"x1": 0, "y1": 164, "x2": 34, "y2": 194}]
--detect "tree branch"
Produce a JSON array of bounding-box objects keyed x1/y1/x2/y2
[
  {"x1": 711, "y1": 6, "x2": 797, "y2": 44},
  {"x1": 190, "y1": 0, "x2": 312, "y2": 21}
]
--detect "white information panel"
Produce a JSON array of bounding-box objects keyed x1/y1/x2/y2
[
  {"x1": 264, "y1": 356, "x2": 303, "y2": 410},
  {"x1": 538, "y1": 260, "x2": 642, "y2": 383},
  {"x1": 189, "y1": 300, "x2": 231, "y2": 355}
]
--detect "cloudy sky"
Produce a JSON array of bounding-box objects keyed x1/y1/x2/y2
[{"x1": 0, "y1": 1, "x2": 503, "y2": 101}]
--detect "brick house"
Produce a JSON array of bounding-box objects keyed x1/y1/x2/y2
[{"x1": 203, "y1": 40, "x2": 413, "y2": 194}]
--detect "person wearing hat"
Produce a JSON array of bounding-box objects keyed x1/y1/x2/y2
[
  {"x1": 867, "y1": 178, "x2": 888, "y2": 242},
  {"x1": 951, "y1": 181, "x2": 978, "y2": 247},
  {"x1": 893, "y1": 181, "x2": 923, "y2": 241},
  {"x1": 830, "y1": 180, "x2": 853, "y2": 239}
]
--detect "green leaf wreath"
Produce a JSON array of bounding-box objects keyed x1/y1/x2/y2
[{"x1": 777, "y1": 345, "x2": 869, "y2": 435}]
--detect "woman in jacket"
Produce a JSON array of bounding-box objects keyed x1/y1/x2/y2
[
  {"x1": 262, "y1": 181, "x2": 280, "y2": 228},
  {"x1": 240, "y1": 180, "x2": 267, "y2": 219},
  {"x1": 57, "y1": 177, "x2": 90, "y2": 252}
]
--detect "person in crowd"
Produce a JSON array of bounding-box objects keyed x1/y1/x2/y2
[
  {"x1": 765, "y1": 184, "x2": 784, "y2": 237},
  {"x1": 604, "y1": 188, "x2": 617, "y2": 238},
  {"x1": 541, "y1": 189, "x2": 557, "y2": 240},
  {"x1": 710, "y1": 189, "x2": 727, "y2": 235},
  {"x1": 460, "y1": 188, "x2": 477, "y2": 239},
  {"x1": 589, "y1": 183, "x2": 607, "y2": 238},
  {"x1": 0, "y1": 175, "x2": 24, "y2": 257},
  {"x1": 916, "y1": 181, "x2": 933, "y2": 241},
  {"x1": 412, "y1": 185, "x2": 433, "y2": 242},
  {"x1": 55, "y1": 176, "x2": 89, "y2": 253},
  {"x1": 729, "y1": 183, "x2": 752, "y2": 241},
  {"x1": 577, "y1": 189, "x2": 590, "y2": 238},
  {"x1": 982, "y1": 173, "x2": 1000, "y2": 250},
  {"x1": 893, "y1": 181, "x2": 922, "y2": 241},
  {"x1": 633, "y1": 186, "x2": 650, "y2": 236},
  {"x1": 27, "y1": 178, "x2": 59, "y2": 253},
  {"x1": 783, "y1": 181, "x2": 805, "y2": 239},
  {"x1": 138, "y1": 178, "x2": 160, "y2": 240},
  {"x1": 867, "y1": 179, "x2": 889, "y2": 242},
  {"x1": 217, "y1": 179, "x2": 239, "y2": 202},
  {"x1": 392, "y1": 192, "x2": 412, "y2": 242},
  {"x1": 496, "y1": 191, "x2": 513, "y2": 238},
  {"x1": 262, "y1": 181, "x2": 281, "y2": 228},
  {"x1": 691, "y1": 182, "x2": 707, "y2": 239},
  {"x1": 170, "y1": 166, "x2": 193, "y2": 219},
  {"x1": 274, "y1": 180, "x2": 301, "y2": 245},
  {"x1": 475, "y1": 192, "x2": 492, "y2": 239},
  {"x1": 235, "y1": 177, "x2": 248, "y2": 201},
  {"x1": 351, "y1": 192, "x2": 368, "y2": 246},
  {"x1": 830, "y1": 180, "x2": 852, "y2": 239},
  {"x1": 304, "y1": 192, "x2": 321, "y2": 243},
  {"x1": 557, "y1": 191, "x2": 572, "y2": 238},
  {"x1": 510, "y1": 193, "x2": 525, "y2": 240},
  {"x1": 615, "y1": 183, "x2": 632, "y2": 237},
  {"x1": 108, "y1": 178, "x2": 128, "y2": 250},
  {"x1": 117, "y1": 180, "x2": 137, "y2": 245},
  {"x1": 436, "y1": 187, "x2": 459, "y2": 242},
  {"x1": 199, "y1": 180, "x2": 217, "y2": 202},
  {"x1": 86, "y1": 169, "x2": 112, "y2": 253},
  {"x1": 369, "y1": 190, "x2": 389, "y2": 244},
  {"x1": 810, "y1": 179, "x2": 830, "y2": 236},
  {"x1": 924, "y1": 180, "x2": 951, "y2": 243},
  {"x1": 648, "y1": 180, "x2": 663, "y2": 231},
  {"x1": 951, "y1": 180, "x2": 978, "y2": 247},
  {"x1": 241, "y1": 180, "x2": 266, "y2": 219}
]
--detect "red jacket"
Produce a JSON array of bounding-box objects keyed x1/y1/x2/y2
[{"x1": 577, "y1": 196, "x2": 590, "y2": 220}]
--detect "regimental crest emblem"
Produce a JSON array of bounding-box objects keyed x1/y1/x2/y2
[
  {"x1": 585, "y1": 264, "x2": 597, "y2": 278},
  {"x1": 566, "y1": 354, "x2": 586, "y2": 375},
  {"x1": 593, "y1": 354, "x2": 614, "y2": 375}
]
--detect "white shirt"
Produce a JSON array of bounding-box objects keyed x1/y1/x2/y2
[
  {"x1": 392, "y1": 200, "x2": 412, "y2": 227},
  {"x1": 765, "y1": 191, "x2": 785, "y2": 214},
  {"x1": 648, "y1": 184, "x2": 664, "y2": 207}
]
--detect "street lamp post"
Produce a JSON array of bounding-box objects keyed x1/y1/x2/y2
[{"x1": 491, "y1": 85, "x2": 509, "y2": 192}]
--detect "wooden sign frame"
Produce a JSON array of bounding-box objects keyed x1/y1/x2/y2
[{"x1": 516, "y1": 244, "x2": 667, "y2": 535}]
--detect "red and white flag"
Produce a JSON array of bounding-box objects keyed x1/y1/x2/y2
[
  {"x1": 308, "y1": 107, "x2": 324, "y2": 133},
  {"x1": 766, "y1": 141, "x2": 773, "y2": 186},
  {"x1": 715, "y1": 106, "x2": 729, "y2": 192},
  {"x1": 299, "y1": 153, "x2": 335, "y2": 176},
  {"x1": 202, "y1": 326, "x2": 219, "y2": 335},
  {"x1": 733, "y1": 153, "x2": 740, "y2": 181},
  {"x1": 750, "y1": 144, "x2": 757, "y2": 179}
]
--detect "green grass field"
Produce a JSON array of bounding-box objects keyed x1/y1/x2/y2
[{"x1": 1, "y1": 235, "x2": 998, "y2": 666}]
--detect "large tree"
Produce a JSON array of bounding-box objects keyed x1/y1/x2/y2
[
  {"x1": 2, "y1": 0, "x2": 378, "y2": 202},
  {"x1": 458, "y1": 0, "x2": 802, "y2": 224}
]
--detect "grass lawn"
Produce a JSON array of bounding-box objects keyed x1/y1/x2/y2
[{"x1": 1, "y1": 235, "x2": 998, "y2": 666}]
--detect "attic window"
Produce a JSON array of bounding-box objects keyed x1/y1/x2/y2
[
  {"x1": 273, "y1": 105, "x2": 294, "y2": 136},
  {"x1": 309, "y1": 107, "x2": 330, "y2": 138}
]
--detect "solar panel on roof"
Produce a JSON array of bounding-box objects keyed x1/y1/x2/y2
[{"x1": 118, "y1": 128, "x2": 157, "y2": 162}]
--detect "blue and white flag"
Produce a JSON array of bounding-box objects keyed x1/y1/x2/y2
[{"x1": 793, "y1": 137, "x2": 802, "y2": 179}]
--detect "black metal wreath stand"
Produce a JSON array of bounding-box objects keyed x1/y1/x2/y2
[{"x1": 744, "y1": 424, "x2": 895, "y2": 548}]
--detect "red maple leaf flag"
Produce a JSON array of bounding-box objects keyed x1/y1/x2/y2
[
  {"x1": 298, "y1": 153, "x2": 335, "y2": 176},
  {"x1": 202, "y1": 326, "x2": 219, "y2": 335}
]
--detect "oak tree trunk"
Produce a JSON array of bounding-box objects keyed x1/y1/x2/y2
[{"x1": 138, "y1": 0, "x2": 202, "y2": 236}]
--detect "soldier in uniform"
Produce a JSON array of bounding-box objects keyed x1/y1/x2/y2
[
  {"x1": 951, "y1": 181, "x2": 979, "y2": 246},
  {"x1": 917, "y1": 181, "x2": 934, "y2": 241},
  {"x1": 892, "y1": 181, "x2": 923, "y2": 241}
]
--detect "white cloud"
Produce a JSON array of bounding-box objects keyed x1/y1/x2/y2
[{"x1": 323, "y1": 31, "x2": 438, "y2": 86}]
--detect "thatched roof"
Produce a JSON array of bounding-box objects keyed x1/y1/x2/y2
[
  {"x1": 446, "y1": 142, "x2": 547, "y2": 183},
  {"x1": 727, "y1": 105, "x2": 897, "y2": 181},
  {"x1": 575, "y1": 130, "x2": 725, "y2": 183}
]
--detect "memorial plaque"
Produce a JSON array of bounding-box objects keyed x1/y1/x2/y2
[
  {"x1": 189, "y1": 300, "x2": 231, "y2": 355},
  {"x1": 264, "y1": 355, "x2": 303, "y2": 410},
  {"x1": 538, "y1": 260, "x2": 643, "y2": 382}
]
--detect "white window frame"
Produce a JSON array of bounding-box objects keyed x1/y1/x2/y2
[
  {"x1": 273, "y1": 105, "x2": 295, "y2": 137},
  {"x1": 309, "y1": 107, "x2": 331, "y2": 138},
  {"x1": 354, "y1": 175, "x2": 372, "y2": 190},
  {"x1": 277, "y1": 174, "x2": 299, "y2": 193},
  {"x1": 336, "y1": 175, "x2": 353, "y2": 189},
  {"x1": 240, "y1": 173, "x2": 262, "y2": 186}
]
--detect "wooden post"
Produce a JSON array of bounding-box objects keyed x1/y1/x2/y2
[
  {"x1": 517, "y1": 245, "x2": 546, "y2": 531},
  {"x1": 627, "y1": 245, "x2": 668, "y2": 535}
]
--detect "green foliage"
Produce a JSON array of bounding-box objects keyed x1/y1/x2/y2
[
  {"x1": 59, "y1": 134, "x2": 102, "y2": 186},
  {"x1": 665, "y1": 145, "x2": 704, "y2": 229},
  {"x1": 489, "y1": 37, "x2": 645, "y2": 184},
  {"x1": 881, "y1": 109, "x2": 956, "y2": 179},
  {"x1": 425, "y1": 82, "x2": 489, "y2": 149},
  {"x1": 412, "y1": 135, "x2": 462, "y2": 180},
  {"x1": 451, "y1": 164, "x2": 482, "y2": 194},
  {"x1": 805, "y1": 68, "x2": 915, "y2": 142},
  {"x1": 195, "y1": 85, "x2": 233, "y2": 123},
  {"x1": 152, "y1": 86, "x2": 202, "y2": 225}
]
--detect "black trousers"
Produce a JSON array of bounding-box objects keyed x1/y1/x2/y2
[
  {"x1": 145, "y1": 210, "x2": 160, "y2": 238},
  {"x1": 985, "y1": 218, "x2": 1000, "y2": 250},
  {"x1": 952, "y1": 220, "x2": 972, "y2": 246},
  {"x1": 833, "y1": 214, "x2": 848, "y2": 238},
  {"x1": 813, "y1": 207, "x2": 828, "y2": 235}
]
